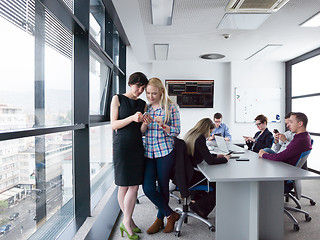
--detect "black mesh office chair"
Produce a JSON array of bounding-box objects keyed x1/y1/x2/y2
[{"x1": 172, "y1": 137, "x2": 215, "y2": 237}]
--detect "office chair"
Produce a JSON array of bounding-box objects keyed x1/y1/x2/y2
[
  {"x1": 284, "y1": 149, "x2": 312, "y2": 231},
  {"x1": 172, "y1": 137, "x2": 215, "y2": 237},
  {"x1": 286, "y1": 139, "x2": 316, "y2": 208}
]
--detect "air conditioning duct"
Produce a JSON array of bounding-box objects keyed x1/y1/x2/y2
[{"x1": 226, "y1": 0, "x2": 290, "y2": 13}]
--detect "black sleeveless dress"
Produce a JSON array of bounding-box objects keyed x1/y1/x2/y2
[{"x1": 113, "y1": 94, "x2": 146, "y2": 186}]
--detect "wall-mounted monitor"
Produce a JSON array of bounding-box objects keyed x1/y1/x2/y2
[{"x1": 166, "y1": 80, "x2": 214, "y2": 108}]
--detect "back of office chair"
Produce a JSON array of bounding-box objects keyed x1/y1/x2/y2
[
  {"x1": 173, "y1": 137, "x2": 194, "y2": 198},
  {"x1": 293, "y1": 150, "x2": 312, "y2": 199}
]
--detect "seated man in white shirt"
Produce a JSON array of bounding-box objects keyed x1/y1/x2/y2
[{"x1": 264, "y1": 112, "x2": 294, "y2": 154}]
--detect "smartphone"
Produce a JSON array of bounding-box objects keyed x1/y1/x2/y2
[
  {"x1": 143, "y1": 112, "x2": 150, "y2": 116},
  {"x1": 273, "y1": 129, "x2": 279, "y2": 133},
  {"x1": 227, "y1": 151, "x2": 234, "y2": 155},
  {"x1": 236, "y1": 158, "x2": 250, "y2": 161}
]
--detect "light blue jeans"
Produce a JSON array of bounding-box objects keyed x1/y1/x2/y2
[{"x1": 263, "y1": 148, "x2": 276, "y2": 154}]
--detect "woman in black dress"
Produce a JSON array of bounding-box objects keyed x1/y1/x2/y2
[{"x1": 111, "y1": 72, "x2": 148, "y2": 240}]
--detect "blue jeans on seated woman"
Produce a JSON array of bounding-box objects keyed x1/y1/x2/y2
[
  {"x1": 142, "y1": 150, "x2": 175, "y2": 220},
  {"x1": 263, "y1": 148, "x2": 276, "y2": 154}
]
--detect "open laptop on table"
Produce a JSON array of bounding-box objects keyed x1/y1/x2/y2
[{"x1": 210, "y1": 136, "x2": 245, "y2": 156}]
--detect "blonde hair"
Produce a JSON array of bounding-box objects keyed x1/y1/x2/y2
[
  {"x1": 147, "y1": 77, "x2": 174, "y2": 123},
  {"x1": 184, "y1": 118, "x2": 215, "y2": 156}
]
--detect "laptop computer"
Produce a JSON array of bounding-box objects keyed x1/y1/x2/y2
[{"x1": 211, "y1": 136, "x2": 245, "y2": 155}]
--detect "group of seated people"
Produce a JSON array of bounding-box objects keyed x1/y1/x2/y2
[{"x1": 187, "y1": 111, "x2": 312, "y2": 221}]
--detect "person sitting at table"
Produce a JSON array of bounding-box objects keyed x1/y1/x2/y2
[
  {"x1": 258, "y1": 112, "x2": 312, "y2": 192},
  {"x1": 207, "y1": 112, "x2": 232, "y2": 141},
  {"x1": 259, "y1": 112, "x2": 312, "y2": 165},
  {"x1": 184, "y1": 118, "x2": 230, "y2": 219},
  {"x1": 263, "y1": 112, "x2": 294, "y2": 154},
  {"x1": 243, "y1": 114, "x2": 273, "y2": 153}
]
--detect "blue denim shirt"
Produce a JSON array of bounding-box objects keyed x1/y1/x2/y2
[{"x1": 210, "y1": 122, "x2": 232, "y2": 141}]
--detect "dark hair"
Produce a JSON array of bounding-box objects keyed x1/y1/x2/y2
[
  {"x1": 285, "y1": 112, "x2": 293, "y2": 119},
  {"x1": 214, "y1": 112, "x2": 222, "y2": 119},
  {"x1": 291, "y1": 112, "x2": 308, "y2": 127},
  {"x1": 128, "y1": 72, "x2": 148, "y2": 86},
  {"x1": 255, "y1": 114, "x2": 268, "y2": 123}
]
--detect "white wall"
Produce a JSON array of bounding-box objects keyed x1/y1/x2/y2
[
  {"x1": 126, "y1": 47, "x2": 285, "y2": 142},
  {"x1": 230, "y1": 61, "x2": 285, "y2": 142}
]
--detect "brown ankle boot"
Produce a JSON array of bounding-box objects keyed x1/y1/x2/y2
[
  {"x1": 146, "y1": 218, "x2": 164, "y2": 234},
  {"x1": 163, "y1": 211, "x2": 180, "y2": 233}
]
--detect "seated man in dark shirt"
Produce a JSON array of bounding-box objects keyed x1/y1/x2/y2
[
  {"x1": 258, "y1": 112, "x2": 312, "y2": 165},
  {"x1": 258, "y1": 112, "x2": 312, "y2": 192}
]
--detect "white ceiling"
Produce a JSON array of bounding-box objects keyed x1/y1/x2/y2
[{"x1": 112, "y1": 0, "x2": 320, "y2": 63}]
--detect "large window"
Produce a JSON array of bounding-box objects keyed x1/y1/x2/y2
[
  {"x1": 0, "y1": 0, "x2": 126, "y2": 239},
  {"x1": 287, "y1": 48, "x2": 320, "y2": 172},
  {"x1": 0, "y1": 132, "x2": 73, "y2": 240}
]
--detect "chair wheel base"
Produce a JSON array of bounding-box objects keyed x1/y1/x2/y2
[
  {"x1": 175, "y1": 231, "x2": 180, "y2": 237},
  {"x1": 310, "y1": 200, "x2": 316, "y2": 206},
  {"x1": 209, "y1": 226, "x2": 215, "y2": 232},
  {"x1": 294, "y1": 224, "x2": 300, "y2": 231},
  {"x1": 305, "y1": 215, "x2": 312, "y2": 222}
]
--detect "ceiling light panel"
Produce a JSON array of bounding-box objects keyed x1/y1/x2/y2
[
  {"x1": 300, "y1": 11, "x2": 320, "y2": 27},
  {"x1": 217, "y1": 13, "x2": 271, "y2": 30},
  {"x1": 151, "y1": 0, "x2": 174, "y2": 25},
  {"x1": 154, "y1": 44, "x2": 169, "y2": 60},
  {"x1": 246, "y1": 44, "x2": 282, "y2": 60}
]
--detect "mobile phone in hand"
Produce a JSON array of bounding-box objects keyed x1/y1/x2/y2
[
  {"x1": 273, "y1": 129, "x2": 279, "y2": 133},
  {"x1": 143, "y1": 112, "x2": 150, "y2": 116}
]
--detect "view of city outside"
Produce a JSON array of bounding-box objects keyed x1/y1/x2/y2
[
  {"x1": 292, "y1": 55, "x2": 320, "y2": 171},
  {"x1": 0, "y1": 5, "x2": 74, "y2": 239},
  {"x1": 0, "y1": 133, "x2": 73, "y2": 240}
]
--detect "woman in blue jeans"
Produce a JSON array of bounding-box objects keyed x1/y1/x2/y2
[{"x1": 141, "y1": 77, "x2": 181, "y2": 234}]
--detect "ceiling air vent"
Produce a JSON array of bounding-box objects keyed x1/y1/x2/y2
[{"x1": 226, "y1": 0, "x2": 290, "y2": 13}]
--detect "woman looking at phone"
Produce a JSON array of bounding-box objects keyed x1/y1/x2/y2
[
  {"x1": 110, "y1": 72, "x2": 148, "y2": 240},
  {"x1": 141, "y1": 77, "x2": 181, "y2": 234},
  {"x1": 243, "y1": 114, "x2": 273, "y2": 153}
]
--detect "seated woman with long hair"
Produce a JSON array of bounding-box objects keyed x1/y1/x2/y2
[{"x1": 184, "y1": 118, "x2": 230, "y2": 219}]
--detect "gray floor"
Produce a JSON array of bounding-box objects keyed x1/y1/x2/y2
[{"x1": 109, "y1": 179, "x2": 320, "y2": 240}]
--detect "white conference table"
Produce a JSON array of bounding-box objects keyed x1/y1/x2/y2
[{"x1": 197, "y1": 143, "x2": 320, "y2": 240}]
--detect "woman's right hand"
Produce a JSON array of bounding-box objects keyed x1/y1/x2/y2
[
  {"x1": 132, "y1": 112, "x2": 143, "y2": 122},
  {"x1": 142, "y1": 114, "x2": 153, "y2": 125},
  {"x1": 224, "y1": 154, "x2": 231, "y2": 161}
]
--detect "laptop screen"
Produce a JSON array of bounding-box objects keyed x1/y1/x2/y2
[{"x1": 215, "y1": 136, "x2": 229, "y2": 153}]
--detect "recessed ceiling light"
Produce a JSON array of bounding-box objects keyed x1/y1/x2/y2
[
  {"x1": 217, "y1": 13, "x2": 271, "y2": 30},
  {"x1": 300, "y1": 11, "x2": 320, "y2": 27},
  {"x1": 200, "y1": 53, "x2": 225, "y2": 60},
  {"x1": 151, "y1": 0, "x2": 174, "y2": 25},
  {"x1": 154, "y1": 44, "x2": 169, "y2": 60},
  {"x1": 246, "y1": 44, "x2": 282, "y2": 60}
]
